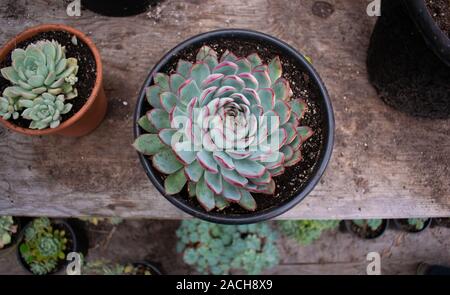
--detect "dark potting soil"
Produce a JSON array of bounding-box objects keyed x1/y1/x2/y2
[
  {"x1": 145, "y1": 38, "x2": 325, "y2": 216},
  {"x1": 426, "y1": 0, "x2": 450, "y2": 37},
  {"x1": 19, "y1": 221, "x2": 75, "y2": 274},
  {"x1": 0, "y1": 30, "x2": 96, "y2": 129},
  {"x1": 367, "y1": 0, "x2": 450, "y2": 119},
  {"x1": 349, "y1": 221, "x2": 385, "y2": 239}
]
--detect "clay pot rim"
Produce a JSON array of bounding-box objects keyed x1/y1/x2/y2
[{"x1": 0, "y1": 24, "x2": 103, "y2": 136}]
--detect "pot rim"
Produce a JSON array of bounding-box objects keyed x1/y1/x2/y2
[
  {"x1": 133, "y1": 28, "x2": 335, "y2": 224},
  {"x1": 0, "y1": 23, "x2": 103, "y2": 136},
  {"x1": 402, "y1": 0, "x2": 450, "y2": 66}
]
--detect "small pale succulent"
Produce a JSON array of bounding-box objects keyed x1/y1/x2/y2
[
  {"x1": 176, "y1": 220, "x2": 279, "y2": 275},
  {"x1": 407, "y1": 218, "x2": 427, "y2": 230},
  {"x1": 353, "y1": 219, "x2": 382, "y2": 231},
  {"x1": 1, "y1": 40, "x2": 78, "y2": 101},
  {"x1": 0, "y1": 216, "x2": 18, "y2": 249},
  {"x1": 279, "y1": 220, "x2": 340, "y2": 245},
  {"x1": 134, "y1": 46, "x2": 313, "y2": 211},
  {"x1": 19, "y1": 217, "x2": 68, "y2": 275},
  {"x1": 21, "y1": 93, "x2": 72, "y2": 129},
  {"x1": 0, "y1": 39, "x2": 79, "y2": 129},
  {"x1": 0, "y1": 95, "x2": 19, "y2": 120}
]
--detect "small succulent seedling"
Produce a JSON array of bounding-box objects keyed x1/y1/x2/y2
[
  {"x1": 134, "y1": 45, "x2": 313, "y2": 212},
  {"x1": 0, "y1": 40, "x2": 79, "y2": 129},
  {"x1": 0, "y1": 216, "x2": 18, "y2": 249},
  {"x1": 176, "y1": 220, "x2": 279, "y2": 275},
  {"x1": 83, "y1": 260, "x2": 152, "y2": 275},
  {"x1": 352, "y1": 219, "x2": 382, "y2": 231},
  {"x1": 19, "y1": 217, "x2": 68, "y2": 275},
  {"x1": 279, "y1": 220, "x2": 340, "y2": 245},
  {"x1": 407, "y1": 218, "x2": 427, "y2": 230}
]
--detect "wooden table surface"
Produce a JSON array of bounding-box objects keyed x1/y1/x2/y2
[{"x1": 0, "y1": 0, "x2": 449, "y2": 219}]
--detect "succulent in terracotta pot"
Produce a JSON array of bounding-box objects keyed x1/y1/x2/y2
[{"x1": 0, "y1": 24, "x2": 107, "y2": 136}]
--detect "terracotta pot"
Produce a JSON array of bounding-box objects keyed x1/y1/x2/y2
[{"x1": 0, "y1": 24, "x2": 107, "y2": 137}]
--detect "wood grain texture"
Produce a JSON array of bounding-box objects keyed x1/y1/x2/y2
[{"x1": 0, "y1": 0, "x2": 449, "y2": 219}]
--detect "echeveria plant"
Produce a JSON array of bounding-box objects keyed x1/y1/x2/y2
[
  {"x1": 176, "y1": 220, "x2": 279, "y2": 275},
  {"x1": 0, "y1": 216, "x2": 18, "y2": 249},
  {"x1": 352, "y1": 219, "x2": 382, "y2": 231},
  {"x1": 407, "y1": 218, "x2": 427, "y2": 230},
  {"x1": 134, "y1": 46, "x2": 312, "y2": 211},
  {"x1": 279, "y1": 220, "x2": 340, "y2": 245},
  {"x1": 0, "y1": 40, "x2": 79, "y2": 129},
  {"x1": 19, "y1": 217, "x2": 68, "y2": 275}
]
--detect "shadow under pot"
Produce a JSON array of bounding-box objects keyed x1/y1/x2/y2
[
  {"x1": 0, "y1": 24, "x2": 107, "y2": 137},
  {"x1": 81, "y1": 0, "x2": 155, "y2": 17},
  {"x1": 393, "y1": 218, "x2": 431, "y2": 233},
  {"x1": 345, "y1": 219, "x2": 389, "y2": 239},
  {"x1": 0, "y1": 216, "x2": 22, "y2": 254},
  {"x1": 367, "y1": 0, "x2": 450, "y2": 119},
  {"x1": 133, "y1": 29, "x2": 334, "y2": 224},
  {"x1": 16, "y1": 218, "x2": 87, "y2": 275}
]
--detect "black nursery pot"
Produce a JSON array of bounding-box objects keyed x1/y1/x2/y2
[
  {"x1": 134, "y1": 29, "x2": 334, "y2": 225},
  {"x1": 393, "y1": 218, "x2": 431, "y2": 233},
  {"x1": 367, "y1": 0, "x2": 450, "y2": 119},
  {"x1": 81, "y1": 0, "x2": 153, "y2": 17},
  {"x1": 344, "y1": 220, "x2": 389, "y2": 240},
  {"x1": 403, "y1": 0, "x2": 450, "y2": 66},
  {"x1": 16, "y1": 219, "x2": 88, "y2": 275}
]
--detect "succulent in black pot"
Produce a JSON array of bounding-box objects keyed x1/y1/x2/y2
[{"x1": 133, "y1": 29, "x2": 334, "y2": 224}]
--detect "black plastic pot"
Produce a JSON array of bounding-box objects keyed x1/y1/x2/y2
[
  {"x1": 81, "y1": 0, "x2": 154, "y2": 17},
  {"x1": 134, "y1": 29, "x2": 334, "y2": 225},
  {"x1": 367, "y1": 0, "x2": 450, "y2": 119},
  {"x1": 403, "y1": 0, "x2": 450, "y2": 66},
  {"x1": 344, "y1": 220, "x2": 389, "y2": 240},
  {"x1": 16, "y1": 218, "x2": 88, "y2": 275},
  {"x1": 0, "y1": 217, "x2": 22, "y2": 254},
  {"x1": 133, "y1": 261, "x2": 164, "y2": 275},
  {"x1": 393, "y1": 218, "x2": 431, "y2": 233}
]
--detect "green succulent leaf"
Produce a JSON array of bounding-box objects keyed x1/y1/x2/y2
[
  {"x1": 164, "y1": 168, "x2": 187, "y2": 195},
  {"x1": 132, "y1": 134, "x2": 165, "y2": 156}
]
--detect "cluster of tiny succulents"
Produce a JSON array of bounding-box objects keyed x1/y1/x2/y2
[
  {"x1": 176, "y1": 220, "x2": 279, "y2": 275},
  {"x1": 19, "y1": 217, "x2": 68, "y2": 275},
  {"x1": 352, "y1": 219, "x2": 383, "y2": 231},
  {"x1": 407, "y1": 218, "x2": 427, "y2": 230},
  {"x1": 279, "y1": 220, "x2": 340, "y2": 245},
  {"x1": 83, "y1": 260, "x2": 152, "y2": 275},
  {"x1": 0, "y1": 40, "x2": 79, "y2": 129},
  {"x1": 134, "y1": 45, "x2": 312, "y2": 211},
  {"x1": 0, "y1": 216, "x2": 18, "y2": 249}
]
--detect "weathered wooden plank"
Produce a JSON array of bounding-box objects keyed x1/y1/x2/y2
[{"x1": 0, "y1": 0, "x2": 449, "y2": 219}]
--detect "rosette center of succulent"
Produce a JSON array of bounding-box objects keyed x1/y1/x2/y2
[{"x1": 193, "y1": 94, "x2": 258, "y2": 153}]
